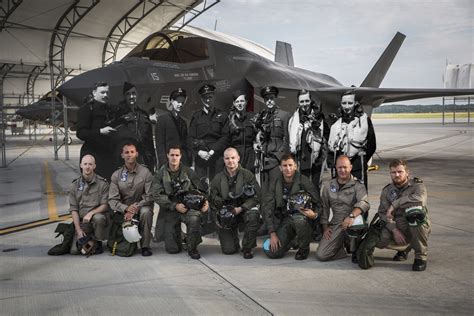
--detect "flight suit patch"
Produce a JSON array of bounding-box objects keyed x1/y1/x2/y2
[
  {"x1": 120, "y1": 170, "x2": 129, "y2": 182},
  {"x1": 78, "y1": 180, "x2": 85, "y2": 191},
  {"x1": 330, "y1": 184, "x2": 337, "y2": 193},
  {"x1": 389, "y1": 189, "x2": 398, "y2": 201}
]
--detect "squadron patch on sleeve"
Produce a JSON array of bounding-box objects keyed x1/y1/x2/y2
[{"x1": 414, "y1": 177, "x2": 423, "y2": 183}]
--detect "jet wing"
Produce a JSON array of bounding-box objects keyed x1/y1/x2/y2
[{"x1": 313, "y1": 87, "x2": 474, "y2": 107}]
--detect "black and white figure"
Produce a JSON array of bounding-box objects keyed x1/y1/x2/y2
[
  {"x1": 76, "y1": 81, "x2": 119, "y2": 180},
  {"x1": 155, "y1": 88, "x2": 190, "y2": 168},
  {"x1": 188, "y1": 84, "x2": 229, "y2": 186},
  {"x1": 223, "y1": 91, "x2": 256, "y2": 171},
  {"x1": 110, "y1": 82, "x2": 156, "y2": 172},
  {"x1": 288, "y1": 89, "x2": 329, "y2": 191},
  {"x1": 253, "y1": 86, "x2": 290, "y2": 191},
  {"x1": 327, "y1": 92, "x2": 376, "y2": 189}
]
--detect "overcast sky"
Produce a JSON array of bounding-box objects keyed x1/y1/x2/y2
[{"x1": 191, "y1": 0, "x2": 473, "y2": 104}]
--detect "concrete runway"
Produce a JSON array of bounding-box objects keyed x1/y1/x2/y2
[{"x1": 0, "y1": 120, "x2": 473, "y2": 315}]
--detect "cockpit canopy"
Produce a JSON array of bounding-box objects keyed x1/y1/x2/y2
[
  {"x1": 124, "y1": 30, "x2": 209, "y2": 63},
  {"x1": 39, "y1": 90, "x2": 63, "y2": 102}
]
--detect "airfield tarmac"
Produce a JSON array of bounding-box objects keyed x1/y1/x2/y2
[{"x1": 0, "y1": 119, "x2": 473, "y2": 315}]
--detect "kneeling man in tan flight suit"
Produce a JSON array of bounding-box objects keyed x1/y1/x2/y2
[
  {"x1": 316, "y1": 155, "x2": 370, "y2": 261},
  {"x1": 376, "y1": 159, "x2": 431, "y2": 271}
]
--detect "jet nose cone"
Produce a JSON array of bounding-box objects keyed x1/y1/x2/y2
[
  {"x1": 58, "y1": 65, "x2": 128, "y2": 106},
  {"x1": 15, "y1": 108, "x2": 26, "y2": 117}
]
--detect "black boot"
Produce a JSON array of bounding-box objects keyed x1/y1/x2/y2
[{"x1": 48, "y1": 223, "x2": 75, "y2": 255}]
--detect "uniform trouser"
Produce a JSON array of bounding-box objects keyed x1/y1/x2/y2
[
  {"x1": 138, "y1": 206, "x2": 153, "y2": 248},
  {"x1": 164, "y1": 209, "x2": 203, "y2": 253},
  {"x1": 194, "y1": 156, "x2": 222, "y2": 185},
  {"x1": 376, "y1": 217, "x2": 431, "y2": 260},
  {"x1": 266, "y1": 214, "x2": 313, "y2": 259},
  {"x1": 218, "y1": 208, "x2": 260, "y2": 254},
  {"x1": 259, "y1": 166, "x2": 280, "y2": 195},
  {"x1": 70, "y1": 213, "x2": 108, "y2": 254},
  {"x1": 315, "y1": 223, "x2": 348, "y2": 261}
]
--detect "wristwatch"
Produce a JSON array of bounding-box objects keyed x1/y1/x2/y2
[{"x1": 349, "y1": 213, "x2": 355, "y2": 219}]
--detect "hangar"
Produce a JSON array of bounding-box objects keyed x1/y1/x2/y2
[{"x1": 0, "y1": 0, "x2": 219, "y2": 165}]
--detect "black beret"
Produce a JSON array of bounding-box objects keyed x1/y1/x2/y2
[
  {"x1": 261, "y1": 86, "x2": 279, "y2": 98},
  {"x1": 198, "y1": 84, "x2": 216, "y2": 96},
  {"x1": 170, "y1": 88, "x2": 186, "y2": 100}
]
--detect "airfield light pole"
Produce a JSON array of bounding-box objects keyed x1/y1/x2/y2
[
  {"x1": 442, "y1": 97, "x2": 445, "y2": 125},
  {"x1": 468, "y1": 97, "x2": 471, "y2": 125},
  {"x1": 453, "y1": 98, "x2": 456, "y2": 124}
]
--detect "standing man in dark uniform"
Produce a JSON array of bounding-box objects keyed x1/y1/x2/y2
[
  {"x1": 76, "y1": 81, "x2": 118, "y2": 180},
  {"x1": 188, "y1": 84, "x2": 228, "y2": 184},
  {"x1": 155, "y1": 88, "x2": 190, "y2": 168},
  {"x1": 111, "y1": 82, "x2": 156, "y2": 172},
  {"x1": 210, "y1": 147, "x2": 261, "y2": 258},
  {"x1": 328, "y1": 91, "x2": 376, "y2": 189},
  {"x1": 223, "y1": 91, "x2": 256, "y2": 171},
  {"x1": 262, "y1": 154, "x2": 320, "y2": 260},
  {"x1": 253, "y1": 86, "x2": 291, "y2": 191}
]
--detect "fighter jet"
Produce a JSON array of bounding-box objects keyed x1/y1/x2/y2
[
  {"x1": 58, "y1": 26, "x2": 473, "y2": 120},
  {"x1": 16, "y1": 90, "x2": 79, "y2": 130}
]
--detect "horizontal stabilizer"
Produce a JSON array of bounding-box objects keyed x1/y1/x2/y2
[
  {"x1": 361, "y1": 32, "x2": 406, "y2": 87},
  {"x1": 275, "y1": 41, "x2": 294, "y2": 67},
  {"x1": 314, "y1": 86, "x2": 474, "y2": 109}
]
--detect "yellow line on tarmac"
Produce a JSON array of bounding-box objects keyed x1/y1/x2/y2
[
  {"x1": 44, "y1": 161, "x2": 59, "y2": 221},
  {"x1": 0, "y1": 214, "x2": 71, "y2": 236}
]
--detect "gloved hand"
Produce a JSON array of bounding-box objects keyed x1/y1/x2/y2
[
  {"x1": 99, "y1": 126, "x2": 116, "y2": 135},
  {"x1": 198, "y1": 150, "x2": 209, "y2": 160},
  {"x1": 208, "y1": 150, "x2": 215, "y2": 158}
]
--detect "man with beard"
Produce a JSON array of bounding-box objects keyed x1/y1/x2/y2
[
  {"x1": 76, "y1": 81, "x2": 117, "y2": 180},
  {"x1": 223, "y1": 91, "x2": 256, "y2": 171},
  {"x1": 155, "y1": 88, "x2": 190, "y2": 167},
  {"x1": 375, "y1": 159, "x2": 431, "y2": 271},
  {"x1": 253, "y1": 86, "x2": 290, "y2": 191},
  {"x1": 111, "y1": 82, "x2": 156, "y2": 172},
  {"x1": 327, "y1": 92, "x2": 376, "y2": 189},
  {"x1": 188, "y1": 84, "x2": 228, "y2": 185}
]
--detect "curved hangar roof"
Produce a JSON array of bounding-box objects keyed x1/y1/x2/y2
[{"x1": 0, "y1": 0, "x2": 219, "y2": 106}]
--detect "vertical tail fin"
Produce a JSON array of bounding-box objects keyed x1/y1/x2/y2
[
  {"x1": 275, "y1": 41, "x2": 294, "y2": 67},
  {"x1": 360, "y1": 32, "x2": 406, "y2": 87}
]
